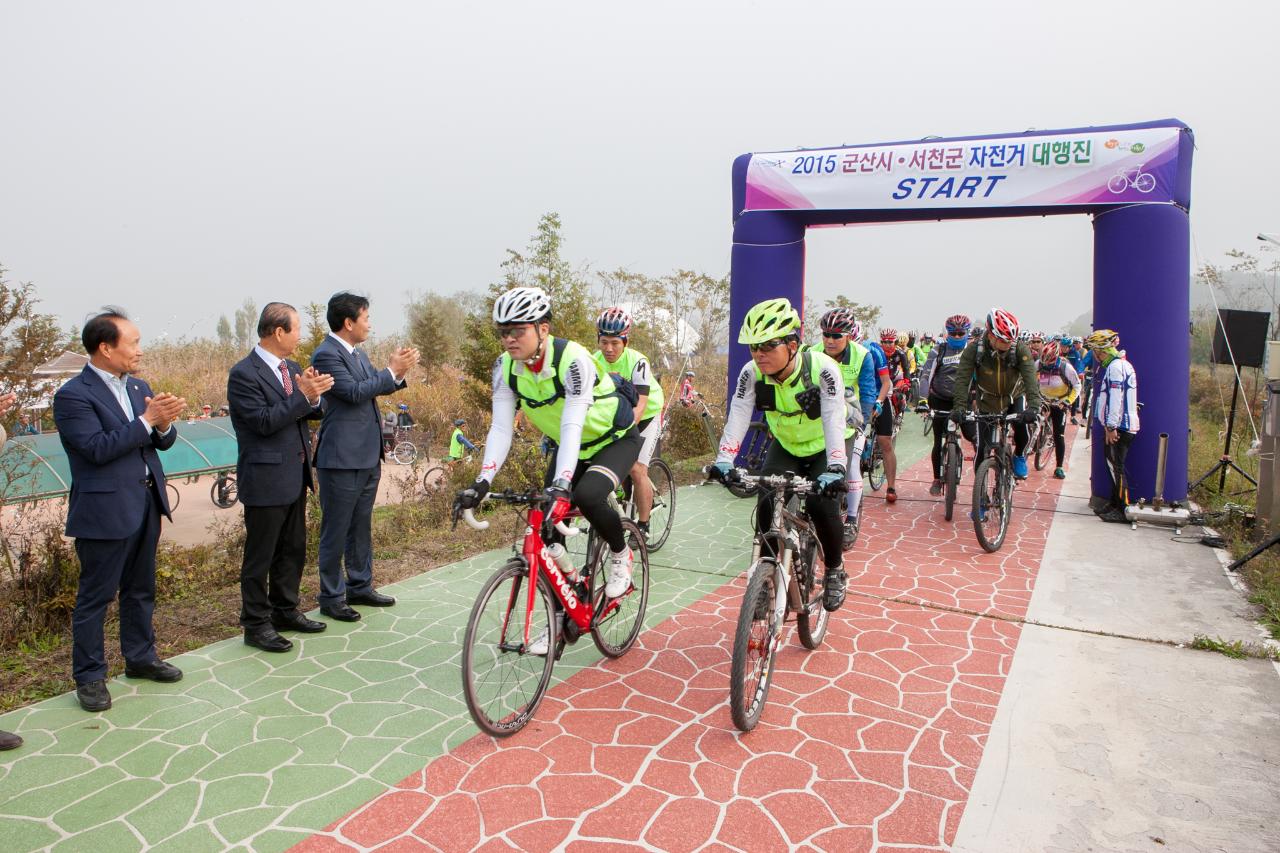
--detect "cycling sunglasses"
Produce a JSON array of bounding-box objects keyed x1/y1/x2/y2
[
  {"x1": 494, "y1": 324, "x2": 533, "y2": 339},
  {"x1": 822, "y1": 331, "x2": 847, "y2": 339},
  {"x1": 749, "y1": 338, "x2": 786, "y2": 353}
]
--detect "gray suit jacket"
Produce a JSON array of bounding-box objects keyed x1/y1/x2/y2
[{"x1": 310, "y1": 336, "x2": 404, "y2": 470}]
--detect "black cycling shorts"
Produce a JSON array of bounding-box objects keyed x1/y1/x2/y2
[{"x1": 874, "y1": 403, "x2": 895, "y2": 437}]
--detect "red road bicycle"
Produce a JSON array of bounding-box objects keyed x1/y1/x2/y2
[{"x1": 457, "y1": 491, "x2": 650, "y2": 736}]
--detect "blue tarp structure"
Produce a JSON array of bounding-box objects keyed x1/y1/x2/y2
[{"x1": 0, "y1": 417, "x2": 238, "y2": 505}]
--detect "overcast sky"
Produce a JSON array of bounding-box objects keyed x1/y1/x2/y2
[{"x1": 2, "y1": 1, "x2": 1275, "y2": 344}]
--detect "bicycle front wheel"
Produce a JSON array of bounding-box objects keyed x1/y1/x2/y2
[
  {"x1": 942, "y1": 443, "x2": 959, "y2": 522},
  {"x1": 922, "y1": 415, "x2": 933, "y2": 437},
  {"x1": 730, "y1": 558, "x2": 785, "y2": 732},
  {"x1": 973, "y1": 457, "x2": 1010, "y2": 552},
  {"x1": 392, "y1": 441, "x2": 418, "y2": 465},
  {"x1": 795, "y1": 534, "x2": 829, "y2": 650},
  {"x1": 423, "y1": 465, "x2": 448, "y2": 493},
  {"x1": 643, "y1": 459, "x2": 676, "y2": 552},
  {"x1": 590, "y1": 519, "x2": 650, "y2": 658},
  {"x1": 1033, "y1": 424, "x2": 1052, "y2": 471},
  {"x1": 461, "y1": 559, "x2": 558, "y2": 737}
]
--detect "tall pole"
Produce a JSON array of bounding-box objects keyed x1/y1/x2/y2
[{"x1": 1220, "y1": 372, "x2": 1241, "y2": 493}]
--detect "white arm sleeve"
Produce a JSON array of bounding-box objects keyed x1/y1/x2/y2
[
  {"x1": 631, "y1": 355, "x2": 651, "y2": 394},
  {"x1": 479, "y1": 364, "x2": 516, "y2": 484},
  {"x1": 1104, "y1": 362, "x2": 1123, "y2": 428},
  {"x1": 817, "y1": 363, "x2": 849, "y2": 471},
  {"x1": 715, "y1": 362, "x2": 758, "y2": 466},
  {"x1": 549, "y1": 353, "x2": 596, "y2": 484},
  {"x1": 1062, "y1": 361, "x2": 1080, "y2": 391}
]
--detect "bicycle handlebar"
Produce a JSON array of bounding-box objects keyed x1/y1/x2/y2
[
  {"x1": 460, "y1": 492, "x2": 581, "y2": 536},
  {"x1": 703, "y1": 466, "x2": 820, "y2": 495}
]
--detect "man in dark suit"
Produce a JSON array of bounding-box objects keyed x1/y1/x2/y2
[
  {"x1": 227, "y1": 303, "x2": 335, "y2": 652},
  {"x1": 310, "y1": 292, "x2": 419, "y2": 621},
  {"x1": 53, "y1": 309, "x2": 187, "y2": 713}
]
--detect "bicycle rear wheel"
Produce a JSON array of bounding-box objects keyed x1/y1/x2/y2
[
  {"x1": 973, "y1": 458, "x2": 1011, "y2": 552},
  {"x1": 942, "y1": 443, "x2": 959, "y2": 522},
  {"x1": 795, "y1": 532, "x2": 829, "y2": 650},
  {"x1": 730, "y1": 558, "x2": 784, "y2": 732},
  {"x1": 461, "y1": 559, "x2": 558, "y2": 737},
  {"x1": 867, "y1": 444, "x2": 886, "y2": 491},
  {"x1": 643, "y1": 459, "x2": 676, "y2": 552},
  {"x1": 589, "y1": 519, "x2": 650, "y2": 658}
]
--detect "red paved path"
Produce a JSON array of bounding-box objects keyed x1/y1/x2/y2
[{"x1": 296, "y1": 432, "x2": 1077, "y2": 853}]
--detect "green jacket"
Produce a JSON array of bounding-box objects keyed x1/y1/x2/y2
[{"x1": 954, "y1": 337, "x2": 1041, "y2": 414}]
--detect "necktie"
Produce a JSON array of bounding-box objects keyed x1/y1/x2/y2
[{"x1": 279, "y1": 361, "x2": 294, "y2": 396}]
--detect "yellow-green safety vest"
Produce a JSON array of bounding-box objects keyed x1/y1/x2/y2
[
  {"x1": 502, "y1": 338, "x2": 629, "y2": 459},
  {"x1": 591, "y1": 346, "x2": 664, "y2": 421},
  {"x1": 754, "y1": 349, "x2": 848, "y2": 457}
]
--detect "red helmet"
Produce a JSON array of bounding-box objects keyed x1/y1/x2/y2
[
  {"x1": 1039, "y1": 340, "x2": 1060, "y2": 363},
  {"x1": 985, "y1": 308, "x2": 1019, "y2": 343},
  {"x1": 820, "y1": 307, "x2": 857, "y2": 336},
  {"x1": 879, "y1": 327, "x2": 898, "y2": 344},
  {"x1": 944, "y1": 314, "x2": 971, "y2": 334}
]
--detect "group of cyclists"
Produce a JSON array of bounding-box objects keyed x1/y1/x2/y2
[{"x1": 453, "y1": 286, "x2": 1140, "y2": 652}]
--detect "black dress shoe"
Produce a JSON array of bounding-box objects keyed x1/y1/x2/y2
[
  {"x1": 346, "y1": 589, "x2": 395, "y2": 607},
  {"x1": 271, "y1": 612, "x2": 327, "y2": 633},
  {"x1": 320, "y1": 604, "x2": 361, "y2": 622},
  {"x1": 77, "y1": 680, "x2": 112, "y2": 712},
  {"x1": 244, "y1": 628, "x2": 293, "y2": 653},
  {"x1": 0, "y1": 730, "x2": 24, "y2": 750},
  {"x1": 124, "y1": 659, "x2": 184, "y2": 683}
]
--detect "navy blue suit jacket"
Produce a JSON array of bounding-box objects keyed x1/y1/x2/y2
[
  {"x1": 227, "y1": 351, "x2": 321, "y2": 507},
  {"x1": 310, "y1": 336, "x2": 403, "y2": 470},
  {"x1": 54, "y1": 365, "x2": 177, "y2": 539}
]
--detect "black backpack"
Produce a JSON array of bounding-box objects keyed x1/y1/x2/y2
[{"x1": 505, "y1": 338, "x2": 635, "y2": 448}]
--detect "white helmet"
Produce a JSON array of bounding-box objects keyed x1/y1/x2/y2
[{"x1": 492, "y1": 287, "x2": 551, "y2": 324}]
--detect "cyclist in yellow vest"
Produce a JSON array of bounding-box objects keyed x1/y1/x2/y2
[
  {"x1": 456, "y1": 287, "x2": 641, "y2": 622},
  {"x1": 444, "y1": 418, "x2": 476, "y2": 462},
  {"x1": 708, "y1": 298, "x2": 850, "y2": 612},
  {"x1": 803, "y1": 307, "x2": 876, "y2": 550},
  {"x1": 592, "y1": 307, "x2": 665, "y2": 537}
]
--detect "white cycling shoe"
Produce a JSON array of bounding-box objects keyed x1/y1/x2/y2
[
  {"x1": 526, "y1": 627, "x2": 550, "y2": 656},
  {"x1": 605, "y1": 548, "x2": 633, "y2": 598}
]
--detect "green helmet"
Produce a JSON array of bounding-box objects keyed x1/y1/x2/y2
[{"x1": 739, "y1": 298, "x2": 801, "y2": 345}]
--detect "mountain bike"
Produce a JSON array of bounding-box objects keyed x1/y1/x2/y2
[
  {"x1": 711, "y1": 469, "x2": 833, "y2": 732},
  {"x1": 971, "y1": 413, "x2": 1022, "y2": 552},
  {"x1": 457, "y1": 491, "x2": 649, "y2": 736},
  {"x1": 613, "y1": 459, "x2": 676, "y2": 552},
  {"x1": 210, "y1": 470, "x2": 238, "y2": 508},
  {"x1": 423, "y1": 449, "x2": 480, "y2": 494}
]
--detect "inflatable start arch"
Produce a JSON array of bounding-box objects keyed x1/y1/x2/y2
[{"x1": 728, "y1": 119, "x2": 1194, "y2": 503}]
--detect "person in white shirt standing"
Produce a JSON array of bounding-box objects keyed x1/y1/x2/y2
[{"x1": 1086, "y1": 328, "x2": 1139, "y2": 523}]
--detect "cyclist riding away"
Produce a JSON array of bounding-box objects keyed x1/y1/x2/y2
[
  {"x1": 592, "y1": 307, "x2": 665, "y2": 537},
  {"x1": 805, "y1": 307, "x2": 875, "y2": 548},
  {"x1": 708, "y1": 298, "x2": 850, "y2": 611},
  {"x1": 395, "y1": 403, "x2": 415, "y2": 428},
  {"x1": 952, "y1": 308, "x2": 1041, "y2": 481},
  {"x1": 1087, "y1": 328, "x2": 1139, "y2": 523},
  {"x1": 1035, "y1": 339, "x2": 1081, "y2": 479},
  {"x1": 874, "y1": 328, "x2": 911, "y2": 503},
  {"x1": 917, "y1": 313, "x2": 978, "y2": 495},
  {"x1": 445, "y1": 418, "x2": 477, "y2": 462},
  {"x1": 456, "y1": 287, "x2": 642, "y2": 651}
]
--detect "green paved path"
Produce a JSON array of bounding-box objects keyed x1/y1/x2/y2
[{"x1": 0, "y1": 429, "x2": 929, "y2": 852}]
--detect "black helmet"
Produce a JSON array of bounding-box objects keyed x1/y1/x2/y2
[{"x1": 453, "y1": 418, "x2": 466, "y2": 427}]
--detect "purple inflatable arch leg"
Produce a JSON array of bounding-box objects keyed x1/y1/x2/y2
[
  {"x1": 728, "y1": 213, "x2": 805, "y2": 402},
  {"x1": 1091, "y1": 203, "x2": 1190, "y2": 503}
]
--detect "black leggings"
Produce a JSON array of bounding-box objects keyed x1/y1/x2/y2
[
  {"x1": 755, "y1": 442, "x2": 843, "y2": 570},
  {"x1": 544, "y1": 429, "x2": 641, "y2": 552},
  {"x1": 975, "y1": 399, "x2": 1028, "y2": 470},
  {"x1": 1048, "y1": 404, "x2": 1067, "y2": 466},
  {"x1": 928, "y1": 393, "x2": 977, "y2": 479},
  {"x1": 1104, "y1": 429, "x2": 1135, "y2": 509}
]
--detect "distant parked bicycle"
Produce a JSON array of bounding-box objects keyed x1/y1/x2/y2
[
  {"x1": 166, "y1": 482, "x2": 181, "y2": 511},
  {"x1": 384, "y1": 425, "x2": 419, "y2": 465},
  {"x1": 210, "y1": 470, "x2": 238, "y2": 508}
]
